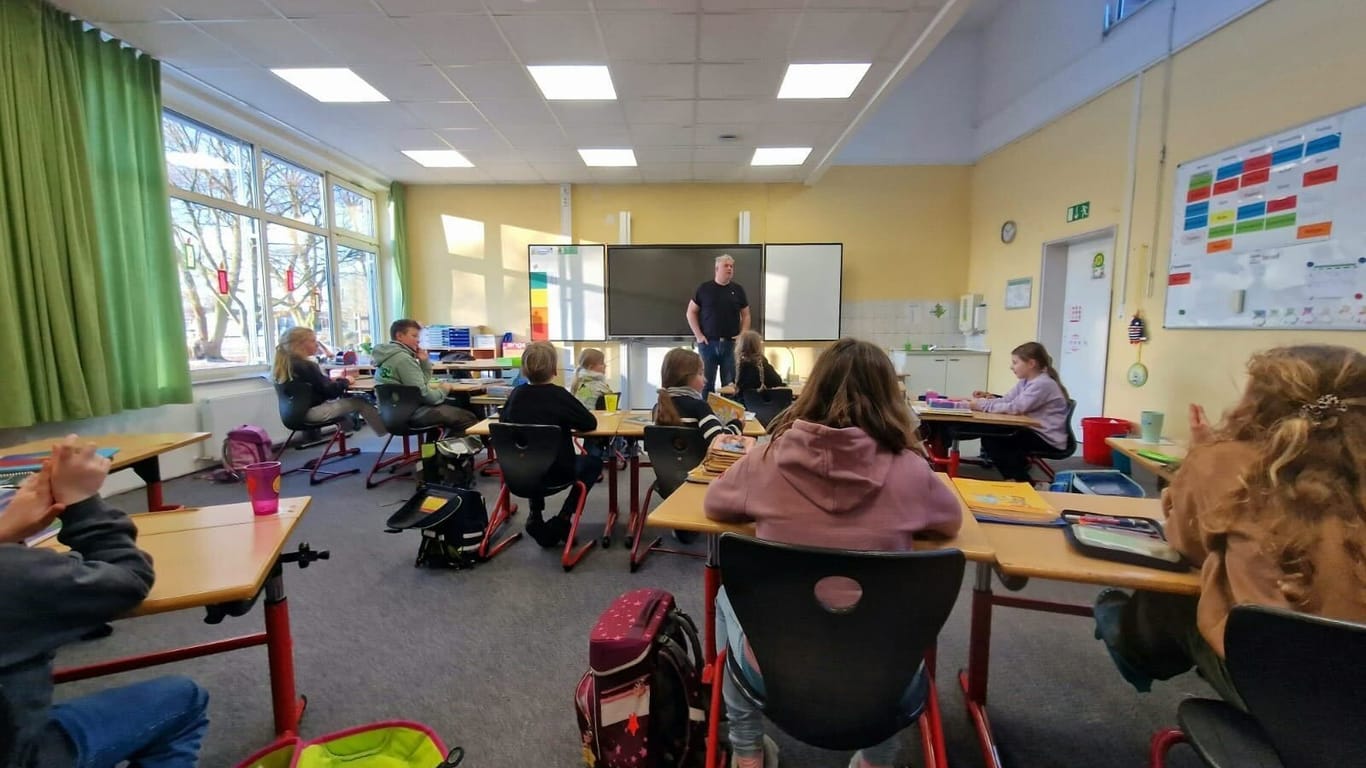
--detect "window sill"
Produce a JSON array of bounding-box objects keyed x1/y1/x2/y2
[{"x1": 190, "y1": 365, "x2": 270, "y2": 386}]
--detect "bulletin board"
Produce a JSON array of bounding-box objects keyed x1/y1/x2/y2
[
  {"x1": 528, "y1": 244, "x2": 605, "y2": 341},
  {"x1": 1165, "y1": 105, "x2": 1366, "y2": 330}
]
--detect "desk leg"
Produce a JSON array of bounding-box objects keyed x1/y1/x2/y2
[
  {"x1": 948, "y1": 439, "x2": 961, "y2": 478},
  {"x1": 264, "y1": 566, "x2": 306, "y2": 736},
  {"x1": 703, "y1": 533, "x2": 720, "y2": 664},
  {"x1": 629, "y1": 449, "x2": 640, "y2": 525},
  {"x1": 959, "y1": 562, "x2": 1003, "y2": 768},
  {"x1": 605, "y1": 451, "x2": 619, "y2": 544},
  {"x1": 131, "y1": 457, "x2": 178, "y2": 512}
]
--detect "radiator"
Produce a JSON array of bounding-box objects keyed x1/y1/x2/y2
[{"x1": 198, "y1": 387, "x2": 288, "y2": 460}]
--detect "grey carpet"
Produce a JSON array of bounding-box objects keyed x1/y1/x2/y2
[{"x1": 52, "y1": 439, "x2": 1208, "y2": 768}]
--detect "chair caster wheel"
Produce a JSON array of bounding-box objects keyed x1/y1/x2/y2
[{"x1": 601, "y1": 535, "x2": 612, "y2": 548}]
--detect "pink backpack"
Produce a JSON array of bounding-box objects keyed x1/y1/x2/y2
[{"x1": 220, "y1": 425, "x2": 274, "y2": 481}]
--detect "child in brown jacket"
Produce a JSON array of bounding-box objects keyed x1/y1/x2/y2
[{"x1": 1093, "y1": 345, "x2": 1366, "y2": 706}]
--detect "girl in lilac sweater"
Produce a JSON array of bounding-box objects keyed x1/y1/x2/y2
[
  {"x1": 969, "y1": 341, "x2": 1071, "y2": 482},
  {"x1": 704, "y1": 338, "x2": 962, "y2": 768}
]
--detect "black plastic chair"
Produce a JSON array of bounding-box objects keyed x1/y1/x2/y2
[
  {"x1": 274, "y1": 381, "x2": 361, "y2": 485},
  {"x1": 0, "y1": 685, "x2": 13, "y2": 768},
  {"x1": 488, "y1": 423, "x2": 595, "y2": 571},
  {"x1": 1026, "y1": 398, "x2": 1078, "y2": 481},
  {"x1": 709, "y1": 534, "x2": 964, "y2": 768},
  {"x1": 630, "y1": 425, "x2": 710, "y2": 572},
  {"x1": 740, "y1": 388, "x2": 794, "y2": 429},
  {"x1": 1150, "y1": 605, "x2": 1366, "y2": 768},
  {"x1": 368, "y1": 385, "x2": 445, "y2": 489}
]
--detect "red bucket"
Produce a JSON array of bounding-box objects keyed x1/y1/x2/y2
[{"x1": 1081, "y1": 417, "x2": 1131, "y2": 466}]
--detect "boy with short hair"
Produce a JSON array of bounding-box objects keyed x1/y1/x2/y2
[
  {"x1": 0, "y1": 437, "x2": 209, "y2": 768},
  {"x1": 499, "y1": 342, "x2": 599, "y2": 548},
  {"x1": 372, "y1": 318, "x2": 478, "y2": 434}
]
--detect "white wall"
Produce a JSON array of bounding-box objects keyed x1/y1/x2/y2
[
  {"x1": 973, "y1": 0, "x2": 1270, "y2": 157},
  {"x1": 836, "y1": 32, "x2": 979, "y2": 166},
  {"x1": 0, "y1": 377, "x2": 274, "y2": 497}
]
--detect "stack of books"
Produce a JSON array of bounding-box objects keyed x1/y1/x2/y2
[{"x1": 686, "y1": 435, "x2": 756, "y2": 484}]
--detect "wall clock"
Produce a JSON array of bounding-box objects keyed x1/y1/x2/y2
[{"x1": 1000, "y1": 220, "x2": 1017, "y2": 244}]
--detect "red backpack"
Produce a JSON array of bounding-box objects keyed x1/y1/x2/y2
[
  {"x1": 575, "y1": 589, "x2": 707, "y2": 768},
  {"x1": 219, "y1": 425, "x2": 274, "y2": 481}
]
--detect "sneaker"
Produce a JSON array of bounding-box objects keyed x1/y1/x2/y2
[
  {"x1": 730, "y1": 734, "x2": 779, "y2": 768},
  {"x1": 1092, "y1": 588, "x2": 1154, "y2": 693},
  {"x1": 525, "y1": 516, "x2": 559, "y2": 549}
]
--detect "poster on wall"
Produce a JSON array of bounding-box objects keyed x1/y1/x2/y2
[
  {"x1": 527, "y1": 244, "x2": 606, "y2": 341},
  {"x1": 1165, "y1": 105, "x2": 1366, "y2": 330}
]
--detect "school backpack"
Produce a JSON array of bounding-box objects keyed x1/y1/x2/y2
[
  {"x1": 575, "y1": 589, "x2": 707, "y2": 768},
  {"x1": 422, "y1": 437, "x2": 483, "y2": 489},
  {"x1": 219, "y1": 425, "x2": 274, "y2": 481},
  {"x1": 234, "y1": 720, "x2": 463, "y2": 768},
  {"x1": 385, "y1": 484, "x2": 490, "y2": 569}
]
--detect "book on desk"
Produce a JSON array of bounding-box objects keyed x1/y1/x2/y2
[{"x1": 952, "y1": 478, "x2": 1062, "y2": 526}]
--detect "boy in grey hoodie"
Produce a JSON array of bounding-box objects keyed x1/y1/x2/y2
[
  {"x1": 0, "y1": 437, "x2": 209, "y2": 768},
  {"x1": 371, "y1": 319, "x2": 477, "y2": 434}
]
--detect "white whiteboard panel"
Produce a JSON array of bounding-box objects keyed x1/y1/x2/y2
[
  {"x1": 528, "y1": 244, "x2": 605, "y2": 341},
  {"x1": 1165, "y1": 105, "x2": 1366, "y2": 330},
  {"x1": 764, "y1": 243, "x2": 842, "y2": 340}
]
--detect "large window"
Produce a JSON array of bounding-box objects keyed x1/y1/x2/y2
[{"x1": 163, "y1": 111, "x2": 380, "y2": 373}]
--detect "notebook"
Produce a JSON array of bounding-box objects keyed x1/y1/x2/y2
[
  {"x1": 0, "y1": 447, "x2": 121, "y2": 473},
  {"x1": 951, "y1": 478, "x2": 1060, "y2": 524}
]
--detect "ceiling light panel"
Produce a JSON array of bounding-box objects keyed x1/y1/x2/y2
[
  {"x1": 528, "y1": 65, "x2": 617, "y2": 100},
  {"x1": 776, "y1": 63, "x2": 871, "y2": 99},
  {"x1": 271, "y1": 68, "x2": 389, "y2": 102}
]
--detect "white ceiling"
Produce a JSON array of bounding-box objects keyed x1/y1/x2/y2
[{"x1": 51, "y1": 0, "x2": 974, "y2": 184}]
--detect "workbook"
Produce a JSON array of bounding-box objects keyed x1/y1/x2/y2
[
  {"x1": 951, "y1": 478, "x2": 1059, "y2": 524},
  {"x1": 706, "y1": 393, "x2": 745, "y2": 426}
]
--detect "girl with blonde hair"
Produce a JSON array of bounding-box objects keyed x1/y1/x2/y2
[
  {"x1": 1095, "y1": 344, "x2": 1366, "y2": 706},
  {"x1": 272, "y1": 327, "x2": 385, "y2": 435}
]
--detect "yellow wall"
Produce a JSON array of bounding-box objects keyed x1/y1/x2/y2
[
  {"x1": 967, "y1": 0, "x2": 1366, "y2": 439},
  {"x1": 404, "y1": 166, "x2": 971, "y2": 336}
]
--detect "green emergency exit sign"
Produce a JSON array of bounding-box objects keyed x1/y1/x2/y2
[{"x1": 1067, "y1": 201, "x2": 1091, "y2": 223}]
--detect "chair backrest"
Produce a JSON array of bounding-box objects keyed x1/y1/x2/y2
[
  {"x1": 1224, "y1": 605, "x2": 1366, "y2": 768},
  {"x1": 374, "y1": 384, "x2": 428, "y2": 435},
  {"x1": 275, "y1": 380, "x2": 318, "y2": 430},
  {"x1": 741, "y1": 388, "x2": 794, "y2": 429},
  {"x1": 1060, "y1": 398, "x2": 1078, "y2": 455},
  {"x1": 0, "y1": 684, "x2": 13, "y2": 768},
  {"x1": 718, "y1": 534, "x2": 965, "y2": 751},
  {"x1": 488, "y1": 423, "x2": 564, "y2": 497},
  {"x1": 642, "y1": 425, "x2": 709, "y2": 499}
]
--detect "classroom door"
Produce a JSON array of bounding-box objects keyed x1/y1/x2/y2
[{"x1": 1057, "y1": 235, "x2": 1114, "y2": 440}]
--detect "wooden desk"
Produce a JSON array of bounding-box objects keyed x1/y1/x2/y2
[
  {"x1": 962, "y1": 491, "x2": 1199, "y2": 768},
  {"x1": 912, "y1": 406, "x2": 1038, "y2": 477},
  {"x1": 1106, "y1": 436, "x2": 1186, "y2": 485},
  {"x1": 1, "y1": 432, "x2": 210, "y2": 512},
  {"x1": 645, "y1": 473, "x2": 995, "y2": 663},
  {"x1": 52, "y1": 497, "x2": 316, "y2": 736}
]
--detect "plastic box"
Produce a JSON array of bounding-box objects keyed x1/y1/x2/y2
[{"x1": 1049, "y1": 469, "x2": 1145, "y2": 498}]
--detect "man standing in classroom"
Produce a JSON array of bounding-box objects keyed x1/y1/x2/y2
[{"x1": 686, "y1": 254, "x2": 750, "y2": 396}]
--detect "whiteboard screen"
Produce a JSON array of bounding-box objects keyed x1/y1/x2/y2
[
  {"x1": 1165, "y1": 105, "x2": 1366, "y2": 330},
  {"x1": 528, "y1": 244, "x2": 605, "y2": 341},
  {"x1": 764, "y1": 243, "x2": 842, "y2": 340}
]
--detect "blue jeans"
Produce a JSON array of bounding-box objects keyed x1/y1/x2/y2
[
  {"x1": 49, "y1": 675, "x2": 209, "y2": 768},
  {"x1": 699, "y1": 337, "x2": 735, "y2": 397},
  {"x1": 715, "y1": 589, "x2": 903, "y2": 767}
]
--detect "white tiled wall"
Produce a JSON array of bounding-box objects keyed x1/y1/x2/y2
[{"x1": 840, "y1": 299, "x2": 966, "y2": 351}]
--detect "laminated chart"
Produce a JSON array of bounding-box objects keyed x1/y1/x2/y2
[
  {"x1": 1166, "y1": 106, "x2": 1366, "y2": 330},
  {"x1": 527, "y1": 244, "x2": 606, "y2": 341}
]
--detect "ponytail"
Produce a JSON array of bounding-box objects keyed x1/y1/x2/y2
[
  {"x1": 655, "y1": 388, "x2": 682, "y2": 425},
  {"x1": 273, "y1": 327, "x2": 316, "y2": 383},
  {"x1": 1045, "y1": 364, "x2": 1070, "y2": 400},
  {"x1": 1012, "y1": 341, "x2": 1069, "y2": 400}
]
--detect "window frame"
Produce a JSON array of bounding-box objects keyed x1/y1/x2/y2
[{"x1": 163, "y1": 110, "x2": 381, "y2": 382}]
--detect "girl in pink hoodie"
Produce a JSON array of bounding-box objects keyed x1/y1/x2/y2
[{"x1": 705, "y1": 338, "x2": 963, "y2": 768}]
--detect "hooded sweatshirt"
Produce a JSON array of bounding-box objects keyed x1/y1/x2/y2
[
  {"x1": 569, "y1": 367, "x2": 613, "y2": 410},
  {"x1": 372, "y1": 341, "x2": 443, "y2": 405},
  {"x1": 0, "y1": 496, "x2": 155, "y2": 767},
  {"x1": 704, "y1": 420, "x2": 962, "y2": 551}
]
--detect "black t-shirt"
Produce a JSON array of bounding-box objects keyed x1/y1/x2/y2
[{"x1": 692, "y1": 280, "x2": 748, "y2": 339}]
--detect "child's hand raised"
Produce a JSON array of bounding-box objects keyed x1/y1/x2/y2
[
  {"x1": 1189, "y1": 404, "x2": 1213, "y2": 445},
  {"x1": 49, "y1": 435, "x2": 111, "y2": 506},
  {"x1": 0, "y1": 470, "x2": 65, "y2": 543}
]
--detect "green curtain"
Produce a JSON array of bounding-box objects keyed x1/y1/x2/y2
[
  {"x1": 0, "y1": 0, "x2": 113, "y2": 428},
  {"x1": 77, "y1": 25, "x2": 191, "y2": 410},
  {"x1": 389, "y1": 181, "x2": 409, "y2": 319},
  {"x1": 0, "y1": 0, "x2": 189, "y2": 428}
]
